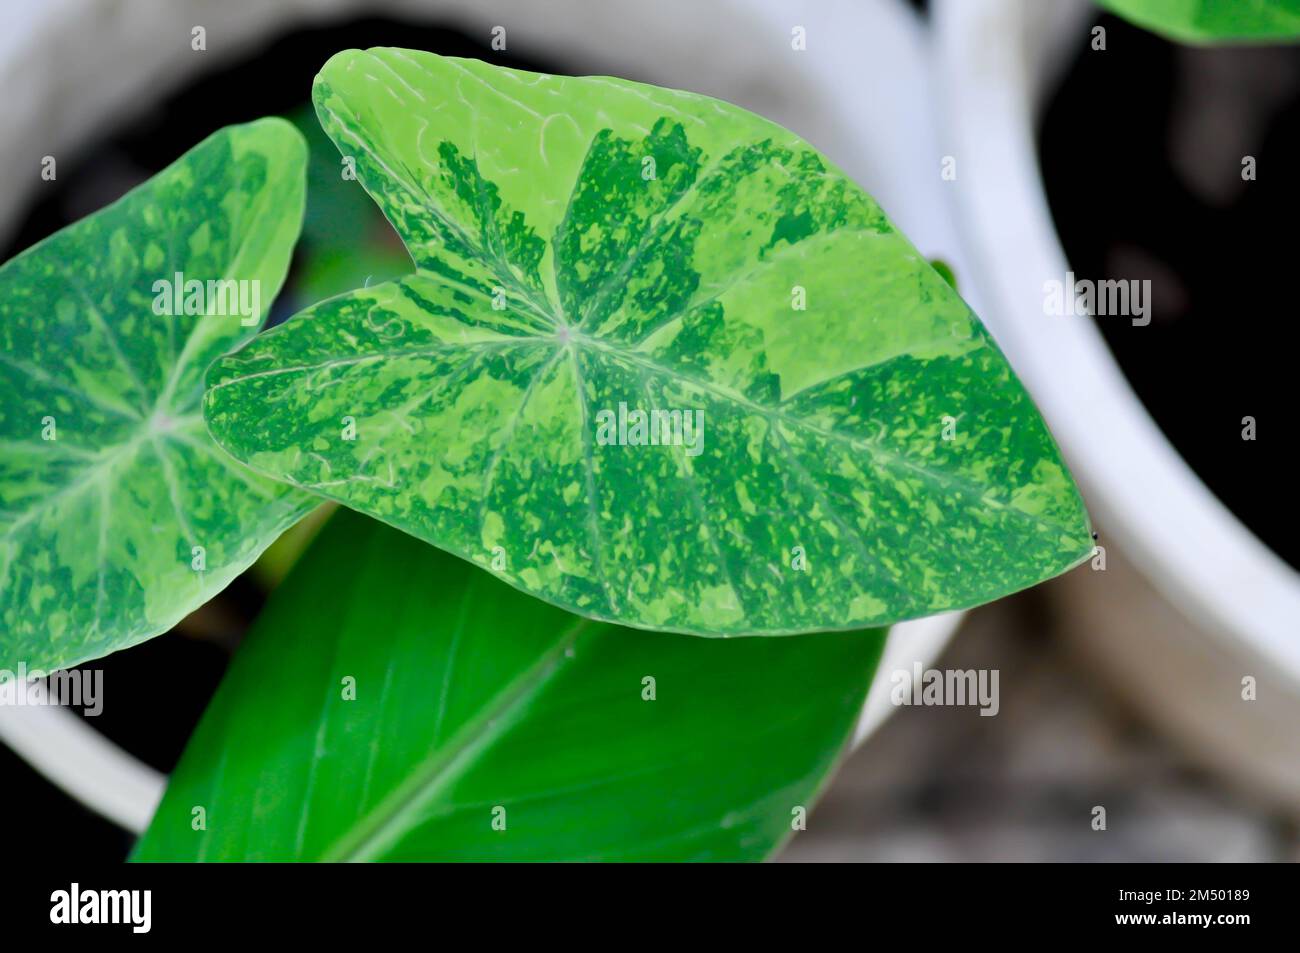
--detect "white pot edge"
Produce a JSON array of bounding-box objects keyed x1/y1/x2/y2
[{"x1": 0, "y1": 704, "x2": 165, "y2": 832}]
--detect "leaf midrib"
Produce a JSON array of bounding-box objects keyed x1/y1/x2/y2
[
  {"x1": 320, "y1": 618, "x2": 590, "y2": 862},
  {"x1": 577, "y1": 335, "x2": 1077, "y2": 538},
  {"x1": 572, "y1": 143, "x2": 735, "y2": 332},
  {"x1": 215, "y1": 311, "x2": 1075, "y2": 541}
]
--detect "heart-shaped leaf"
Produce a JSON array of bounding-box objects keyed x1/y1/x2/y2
[
  {"x1": 1097, "y1": 0, "x2": 1300, "y2": 42},
  {"x1": 0, "y1": 119, "x2": 315, "y2": 670},
  {"x1": 132, "y1": 507, "x2": 883, "y2": 862},
  {"x1": 204, "y1": 50, "x2": 1091, "y2": 637}
]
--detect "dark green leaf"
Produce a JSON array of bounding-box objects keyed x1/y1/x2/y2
[
  {"x1": 1098, "y1": 0, "x2": 1300, "y2": 43},
  {"x1": 132, "y1": 508, "x2": 883, "y2": 861}
]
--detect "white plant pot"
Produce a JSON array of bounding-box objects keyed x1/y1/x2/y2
[
  {"x1": 934, "y1": 0, "x2": 1300, "y2": 810},
  {"x1": 0, "y1": 0, "x2": 967, "y2": 833}
]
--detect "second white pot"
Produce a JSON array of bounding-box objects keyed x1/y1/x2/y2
[{"x1": 933, "y1": 0, "x2": 1300, "y2": 810}]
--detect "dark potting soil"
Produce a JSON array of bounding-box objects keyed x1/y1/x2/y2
[
  {"x1": 2, "y1": 17, "x2": 563, "y2": 859},
  {"x1": 1038, "y1": 14, "x2": 1294, "y2": 571}
]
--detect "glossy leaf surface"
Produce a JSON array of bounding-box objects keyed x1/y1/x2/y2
[{"x1": 133, "y1": 508, "x2": 883, "y2": 861}]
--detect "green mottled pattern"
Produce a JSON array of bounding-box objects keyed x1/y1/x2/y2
[
  {"x1": 205, "y1": 50, "x2": 1092, "y2": 636},
  {"x1": 0, "y1": 120, "x2": 314, "y2": 670},
  {"x1": 1098, "y1": 0, "x2": 1300, "y2": 41},
  {"x1": 133, "y1": 509, "x2": 883, "y2": 862}
]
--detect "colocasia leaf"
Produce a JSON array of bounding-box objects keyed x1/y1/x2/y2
[
  {"x1": 1097, "y1": 0, "x2": 1300, "y2": 43},
  {"x1": 0, "y1": 119, "x2": 315, "y2": 670},
  {"x1": 204, "y1": 50, "x2": 1092, "y2": 637},
  {"x1": 132, "y1": 508, "x2": 884, "y2": 862}
]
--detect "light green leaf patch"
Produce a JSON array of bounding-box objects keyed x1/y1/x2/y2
[
  {"x1": 132, "y1": 508, "x2": 884, "y2": 862},
  {"x1": 0, "y1": 119, "x2": 315, "y2": 670},
  {"x1": 1097, "y1": 0, "x2": 1300, "y2": 43},
  {"x1": 204, "y1": 50, "x2": 1092, "y2": 637}
]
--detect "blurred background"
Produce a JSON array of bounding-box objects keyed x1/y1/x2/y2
[{"x1": 0, "y1": 0, "x2": 1295, "y2": 861}]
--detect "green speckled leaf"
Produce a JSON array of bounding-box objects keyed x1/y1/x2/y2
[
  {"x1": 133, "y1": 508, "x2": 883, "y2": 862},
  {"x1": 204, "y1": 50, "x2": 1091, "y2": 637},
  {"x1": 0, "y1": 119, "x2": 315, "y2": 670},
  {"x1": 1097, "y1": 0, "x2": 1300, "y2": 42}
]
